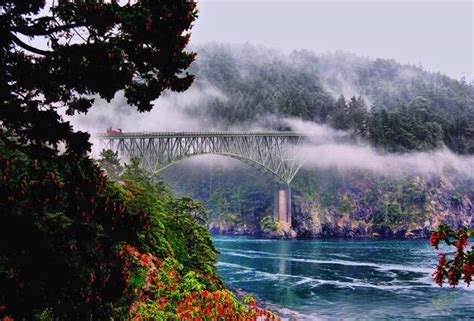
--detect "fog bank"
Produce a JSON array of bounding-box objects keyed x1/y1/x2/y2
[{"x1": 286, "y1": 118, "x2": 474, "y2": 179}]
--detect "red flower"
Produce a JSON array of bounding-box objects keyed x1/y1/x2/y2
[
  {"x1": 145, "y1": 21, "x2": 152, "y2": 31},
  {"x1": 463, "y1": 264, "x2": 474, "y2": 286},
  {"x1": 455, "y1": 235, "x2": 468, "y2": 249},
  {"x1": 430, "y1": 232, "x2": 446, "y2": 249},
  {"x1": 448, "y1": 270, "x2": 459, "y2": 287},
  {"x1": 438, "y1": 253, "x2": 447, "y2": 266}
]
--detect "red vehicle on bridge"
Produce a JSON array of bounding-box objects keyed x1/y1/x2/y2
[{"x1": 106, "y1": 127, "x2": 123, "y2": 135}]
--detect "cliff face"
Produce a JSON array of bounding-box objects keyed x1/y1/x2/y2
[
  {"x1": 162, "y1": 159, "x2": 473, "y2": 239},
  {"x1": 292, "y1": 175, "x2": 473, "y2": 239},
  {"x1": 205, "y1": 174, "x2": 473, "y2": 239}
]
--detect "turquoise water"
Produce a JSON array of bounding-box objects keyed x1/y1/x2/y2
[{"x1": 213, "y1": 236, "x2": 474, "y2": 320}]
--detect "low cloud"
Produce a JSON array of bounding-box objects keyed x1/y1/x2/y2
[
  {"x1": 64, "y1": 90, "x2": 474, "y2": 179},
  {"x1": 65, "y1": 82, "x2": 227, "y2": 134},
  {"x1": 286, "y1": 119, "x2": 474, "y2": 179},
  {"x1": 63, "y1": 82, "x2": 228, "y2": 156}
]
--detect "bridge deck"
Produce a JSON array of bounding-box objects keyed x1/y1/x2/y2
[{"x1": 94, "y1": 131, "x2": 310, "y2": 139}]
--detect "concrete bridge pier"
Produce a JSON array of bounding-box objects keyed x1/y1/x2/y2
[{"x1": 274, "y1": 184, "x2": 292, "y2": 227}]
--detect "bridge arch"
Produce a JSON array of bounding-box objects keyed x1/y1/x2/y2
[
  {"x1": 96, "y1": 131, "x2": 309, "y2": 227},
  {"x1": 97, "y1": 131, "x2": 307, "y2": 185},
  {"x1": 154, "y1": 151, "x2": 303, "y2": 184}
]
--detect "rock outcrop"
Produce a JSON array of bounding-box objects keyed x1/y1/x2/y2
[
  {"x1": 292, "y1": 175, "x2": 473, "y2": 239},
  {"x1": 208, "y1": 175, "x2": 473, "y2": 239}
]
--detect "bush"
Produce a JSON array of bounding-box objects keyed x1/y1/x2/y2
[
  {"x1": 430, "y1": 224, "x2": 474, "y2": 287},
  {"x1": 261, "y1": 216, "x2": 279, "y2": 231},
  {"x1": 0, "y1": 145, "x2": 276, "y2": 320}
]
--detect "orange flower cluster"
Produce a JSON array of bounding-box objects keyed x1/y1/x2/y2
[
  {"x1": 174, "y1": 290, "x2": 276, "y2": 320},
  {"x1": 119, "y1": 244, "x2": 279, "y2": 320}
]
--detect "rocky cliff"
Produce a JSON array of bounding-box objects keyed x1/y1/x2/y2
[
  {"x1": 292, "y1": 175, "x2": 473, "y2": 238},
  {"x1": 162, "y1": 159, "x2": 473, "y2": 239},
  {"x1": 205, "y1": 174, "x2": 473, "y2": 239}
]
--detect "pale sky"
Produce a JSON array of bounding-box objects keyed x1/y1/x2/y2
[{"x1": 191, "y1": 0, "x2": 474, "y2": 80}]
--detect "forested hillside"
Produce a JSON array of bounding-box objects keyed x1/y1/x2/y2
[
  {"x1": 162, "y1": 44, "x2": 474, "y2": 238},
  {"x1": 188, "y1": 44, "x2": 474, "y2": 154}
]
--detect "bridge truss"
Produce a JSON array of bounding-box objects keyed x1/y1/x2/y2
[{"x1": 96, "y1": 131, "x2": 308, "y2": 184}]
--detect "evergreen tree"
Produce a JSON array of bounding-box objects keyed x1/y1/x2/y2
[
  {"x1": 346, "y1": 96, "x2": 368, "y2": 135},
  {"x1": 1, "y1": 0, "x2": 197, "y2": 158},
  {"x1": 97, "y1": 149, "x2": 123, "y2": 181},
  {"x1": 328, "y1": 95, "x2": 349, "y2": 130}
]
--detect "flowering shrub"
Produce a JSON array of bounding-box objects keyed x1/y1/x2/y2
[
  {"x1": 0, "y1": 144, "x2": 278, "y2": 320},
  {"x1": 121, "y1": 244, "x2": 278, "y2": 320},
  {"x1": 430, "y1": 224, "x2": 474, "y2": 287}
]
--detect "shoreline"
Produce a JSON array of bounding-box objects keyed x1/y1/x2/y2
[
  {"x1": 210, "y1": 230, "x2": 431, "y2": 240},
  {"x1": 229, "y1": 286, "x2": 313, "y2": 321}
]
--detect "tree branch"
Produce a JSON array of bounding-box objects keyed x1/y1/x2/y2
[
  {"x1": 11, "y1": 23, "x2": 87, "y2": 37},
  {"x1": 9, "y1": 33, "x2": 51, "y2": 56}
]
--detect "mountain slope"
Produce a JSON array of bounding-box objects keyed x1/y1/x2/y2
[{"x1": 188, "y1": 44, "x2": 474, "y2": 153}]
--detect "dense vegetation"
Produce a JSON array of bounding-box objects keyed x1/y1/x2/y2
[
  {"x1": 188, "y1": 44, "x2": 474, "y2": 154},
  {"x1": 0, "y1": 2, "x2": 276, "y2": 320},
  {"x1": 430, "y1": 224, "x2": 473, "y2": 287},
  {"x1": 0, "y1": 145, "x2": 275, "y2": 319}
]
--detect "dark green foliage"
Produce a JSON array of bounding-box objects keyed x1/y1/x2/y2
[
  {"x1": 191, "y1": 45, "x2": 334, "y2": 126},
  {"x1": 119, "y1": 157, "x2": 218, "y2": 275},
  {"x1": 208, "y1": 191, "x2": 230, "y2": 221},
  {"x1": 98, "y1": 149, "x2": 123, "y2": 180},
  {"x1": 0, "y1": 143, "x2": 134, "y2": 320},
  {"x1": 0, "y1": 2, "x2": 231, "y2": 320},
  {"x1": 1, "y1": 0, "x2": 197, "y2": 158},
  {"x1": 0, "y1": 143, "x2": 220, "y2": 320},
  {"x1": 164, "y1": 196, "x2": 218, "y2": 275}
]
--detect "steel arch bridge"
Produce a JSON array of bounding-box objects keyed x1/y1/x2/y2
[
  {"x1": 95, "y1": 131, "x2": 309, "y2": 227},
  {"x1": 96, "y1": 131, "x2": 308, "y2": 184}
]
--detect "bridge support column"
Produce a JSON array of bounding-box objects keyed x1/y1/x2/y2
[{"x1": 274, "y1": 184, "x2": 292, "y2": 228}]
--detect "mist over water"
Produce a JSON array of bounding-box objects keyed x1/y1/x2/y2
[{"x1": 214, "y1": 236, "x2": 474, "y2": 320}]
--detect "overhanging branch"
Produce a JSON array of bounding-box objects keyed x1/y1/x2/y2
[
  {"x1": 12, "y1": 23, "x2": 87, "y2": 37},
  {"x1": 9, "y1": 33, "x2": 51, "y2": 56}
]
